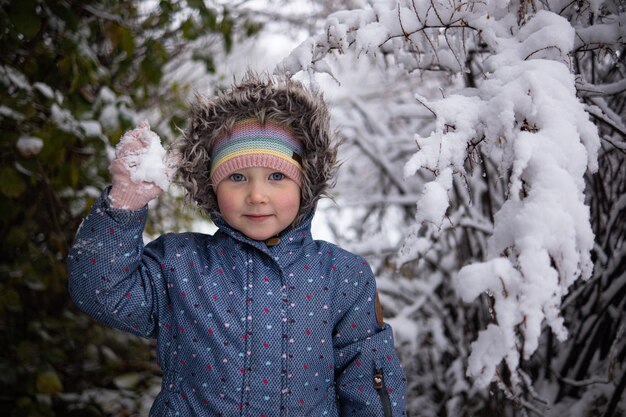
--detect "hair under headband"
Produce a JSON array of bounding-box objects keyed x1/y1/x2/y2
[{"x1": 209, "y1": 118, "x2": 304, "y2": 187}]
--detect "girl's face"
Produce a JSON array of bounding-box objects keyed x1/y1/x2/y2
[{"x1": 215, "y1": 167, "x2": 301, "y2": 241}]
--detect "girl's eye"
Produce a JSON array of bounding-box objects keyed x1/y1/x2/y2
[
  {"x1": 269, "y1": 172, "x2": 285, "y2": 181},
  {"x1": 229, "y1": 173, "x2": 246, "y2": 182}
]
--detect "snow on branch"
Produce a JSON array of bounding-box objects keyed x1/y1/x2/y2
[
  {"x1": 409, "y1": 9, "x2": 600, "y2": 389},
  {"x1": 279, "y1": 0, "x2": 605, "y2": 395},
  {"x1": 408, "y1": 20, "x2": 600, "y2": 387}
]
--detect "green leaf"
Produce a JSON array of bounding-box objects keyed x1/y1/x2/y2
[
  {"x1": 0, "y1": 360, "x2": 18, "y2": 386},
  {"x1": 17, "y1": 340, "x2": 40, "y2": 365},
  {"x1": 14, "y1": 396, "x2": 54, "y2": 417},
  {"x1": 181, "y1": 18, "x2": 199, "y2": 40},
  {"x1": 36, "y1": 370, "x2": 64, "y2": 394},
  {"x1": 192, "y1": 51, "x2": 215, "y2": 73},
  {"x1": 119, "y1": 26, "x2": 136, "y2": 56},
  {"x1": 69, "y1": 71, "x2": 83, "y2": 94},
  {"x1": 1, "y1": 288, "x2": 22, "y2": 312},
  {"x1": 140, "y1": 58, "x2": 163, "y2": 85},
  {"x1": 113, "y1": 372, "x2": 142, "y2": 389},
  {"x1": 0, "y1": 168, "x2": 26, "y2": 198},
  {"x1": 50, "y1": 2, "x2": 79, "y2": 31},
  {"x1": 70, "y1": 162, "x2": 79, "y2": 189},
  {"x1": 201, "y1": 7, "x2": 218, "y2": 31},
  {"x1": 10, "y1": 0, "x2": 41, "y2": 38},
  {"x1": 140, "y1": 40, "x2": 167, "y2": 85},
  {"x1": 220, "y1": 10, "x2": 234, "y2": 53},
  {"x1": 57, "y1": 55, "x2": 73, "y2": 77},
  {"x1": 187, "y1": 0, "x2": 205, "y2": 10},
  {"x1": 159, "y1": 0, "x2": 176, "y2": 17},
  {"x1": 244, "y1": 20, "x2": 264, "y2": 37}
]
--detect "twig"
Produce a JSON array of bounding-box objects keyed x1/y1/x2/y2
[
  {"x1": 558, "y1": 376, "x2": 611, "y2": 387},
  {"x1": 414, "y1": 96, "x2": 437, "y2": 118}
]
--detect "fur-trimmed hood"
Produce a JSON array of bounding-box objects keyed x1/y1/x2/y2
[{"x1": 176, "y1": 73, "x2": 339, "y2": 227}]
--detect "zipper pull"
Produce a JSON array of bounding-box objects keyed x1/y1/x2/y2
[
  {"x1": 374, "y1": 368, "x2": 393, "y2": 417},
  {"x1": 373, "y1": 370, "x2": 384, "y2": 389}
]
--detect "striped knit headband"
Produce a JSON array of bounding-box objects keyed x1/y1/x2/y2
[{"x1": 210, "y1": 118, "x2": 304, "y2": 187}]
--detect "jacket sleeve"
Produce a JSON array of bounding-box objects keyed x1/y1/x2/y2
[
  {"x1": 333, "y1": 256, "x2": 407, "y2": 416},
  {"x1": 67, "y1": 187, "x2": 166, "y2": 338}
]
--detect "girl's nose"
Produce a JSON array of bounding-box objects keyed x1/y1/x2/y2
[{"x1": 246, "y1": 182, "x2": 268, "y2": 204}]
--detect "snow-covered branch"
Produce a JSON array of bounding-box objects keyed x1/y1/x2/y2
[{"x1": 279, "y1": 0, "x2": 623, "y2": 414}]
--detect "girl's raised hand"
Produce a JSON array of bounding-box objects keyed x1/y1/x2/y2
[{"x1": 108, "y1": 121, "x2": 178, "y2": 210}]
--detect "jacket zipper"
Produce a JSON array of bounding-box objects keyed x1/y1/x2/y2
[{"x1": 374, "y1": 368, "x2": 393, "y2": 417}]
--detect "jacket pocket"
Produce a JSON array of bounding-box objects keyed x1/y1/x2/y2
[{"x1": 374, "y1": 368, "x2": 393, "y2": 417}]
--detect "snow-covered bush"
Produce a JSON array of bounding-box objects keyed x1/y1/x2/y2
[{"x1": 280, "y1": 0, "x2": 625, "y2": 415}]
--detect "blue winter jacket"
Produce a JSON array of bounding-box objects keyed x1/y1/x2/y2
[{"x1": 68, "y1": 190, "x2": 407, "y2": 416}]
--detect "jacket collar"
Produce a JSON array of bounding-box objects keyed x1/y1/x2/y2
[{"x1": 211, "y1": 211, "x2": 314, "y2": 254}]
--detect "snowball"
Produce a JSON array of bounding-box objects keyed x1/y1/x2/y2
[{"x1": 117, "y1": 124, "x2": 171, "y2": 191}]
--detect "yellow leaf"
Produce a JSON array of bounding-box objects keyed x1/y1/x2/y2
[{"x1": 36, "y1": 371, "x2": 63, "y2": 394}]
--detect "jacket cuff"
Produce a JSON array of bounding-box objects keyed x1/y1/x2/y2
[
  {"x1": 102, "y1": 186, "x2": 149, "y2": 225},
  {"x1": 107, "y1": 185, "x2": 149, "y2": 211}
]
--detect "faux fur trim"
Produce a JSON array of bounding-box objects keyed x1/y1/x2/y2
[{"x1": 175, "y1": 72, "x2": 339, "y2": 226}]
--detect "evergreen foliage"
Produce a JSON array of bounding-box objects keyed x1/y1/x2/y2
[{"x1": 0, "y1": 1, "x2": 261, "y2": 415}]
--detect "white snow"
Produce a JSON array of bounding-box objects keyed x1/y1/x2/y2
[
  {"x1": 413, "y1": 167, "x2": 452, "y2": 226},
  {"x1": 33, "y1": 82, "x2": 55, "y2": 99},
  {"x1": 116, "y1": 123, "x2": 172, "y2": 191},
  {"x1": 99, "y1": 104, "x2": 120, "y2": 131},
  {"x1": 79, "y1": 120, "x2": 103, "y2": 137},
  {"x1": 281, "y1": 0, "x2": 604, "y2": 397},
  {"x1": 16, "y1": 136, "x2": 44, "y2": 157},
  {"x1": 1, "y1": 65, "x2": 31, "y2": 91},
  {"x1": 51, "y1": 103, "x2": 81, "y2": 135},
  {"x1": 355, "y1": 22, "x2": 389, "y2": 53},
  {"x1": 98, "y1": 86, "x2": 117, "y2": 103},
  {"x1": 0, "y1": 105, "x2": 24, "y2": 121}
]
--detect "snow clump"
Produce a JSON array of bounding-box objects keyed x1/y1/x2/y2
[{"x1": 116, "y1": 123, "x2": 172, "y2": 191}]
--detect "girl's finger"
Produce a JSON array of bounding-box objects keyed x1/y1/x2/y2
[{"x1": 137, "y1": 120, "x2": 150, "y2": 129}]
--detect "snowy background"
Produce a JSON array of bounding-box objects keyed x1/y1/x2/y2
[{"x1": 2, "y1": 0, "x2": 625, "y2": 416}]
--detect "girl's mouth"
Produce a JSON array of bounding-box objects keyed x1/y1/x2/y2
[{"x1": 244, "y1": 214, "x2": 272, "y2": 222}]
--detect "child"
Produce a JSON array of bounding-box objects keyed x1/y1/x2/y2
[{"x1": 68, "y1": 74, "x2": 407, "y2": 416}]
